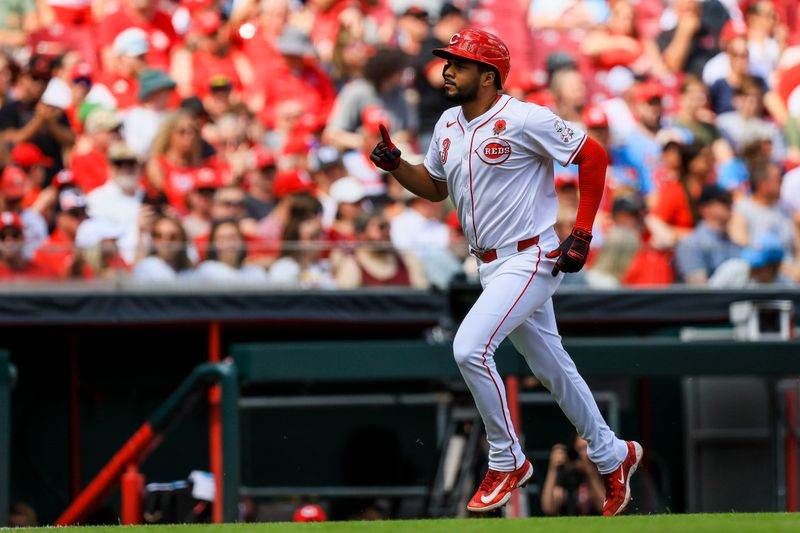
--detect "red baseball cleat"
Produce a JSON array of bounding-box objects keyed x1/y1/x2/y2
[
  {"x1": 602, "y1": 441, "x2": 643, "y2": 516},
  {"x1": 467, "y1": 460, "x2": 533, "y2": 512}
]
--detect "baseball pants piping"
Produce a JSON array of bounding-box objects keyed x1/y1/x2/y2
[{"x1": 452, "y1": 227, "x2": 628, "y2": 473}]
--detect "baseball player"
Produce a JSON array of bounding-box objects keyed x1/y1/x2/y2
[{"x1": 371, "y1": 29, "x2": 642, "y2": 516}]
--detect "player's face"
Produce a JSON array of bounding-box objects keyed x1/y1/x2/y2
[{"x1": 442, "y1": 58, "x2": 482, "y2": 103}]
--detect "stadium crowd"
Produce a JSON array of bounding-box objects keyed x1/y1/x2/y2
[{"x1": 0, "y1": 0, "x2": 798, "y2": 288}]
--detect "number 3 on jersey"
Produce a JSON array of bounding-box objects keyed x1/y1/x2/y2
[{"x1": 441, "y1": 138, "x2": 451, "y2": 164}]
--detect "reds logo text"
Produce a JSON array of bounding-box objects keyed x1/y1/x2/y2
[{"x1": 476, "y1": 137, "x2": 512, "y2": 165}]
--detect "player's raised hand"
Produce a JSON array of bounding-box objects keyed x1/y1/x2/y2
[
  {"x1": 545, "y1": 228, "x2": 592, "y2": 276},
  {"x1": 370, "y1": 124, "x2": 402, "y2": 171}
]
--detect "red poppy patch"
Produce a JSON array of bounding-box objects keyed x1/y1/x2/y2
[{"x1": 493, "y1": 119, "x2": 506, "y2": 135}]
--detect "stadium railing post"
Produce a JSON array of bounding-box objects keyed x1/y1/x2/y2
[{"x1": 0, "y1": 350, "x2": 13, "y2": 527}]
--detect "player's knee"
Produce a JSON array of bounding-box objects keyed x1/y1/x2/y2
[{"x1": 452, "y1": 330, "x2": 478, "y2": 368}]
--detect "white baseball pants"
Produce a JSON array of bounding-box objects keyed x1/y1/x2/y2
[{"x1": 452, "y1": 227, "x2": 628, "y2": 474}]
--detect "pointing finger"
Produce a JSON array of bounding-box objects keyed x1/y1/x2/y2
[
  {"x1": 379, "y1": 124, "x2": 392, "y2": 145},
  {"x1": 551, "y1": 262, "x2": 561, "y2": 277}
]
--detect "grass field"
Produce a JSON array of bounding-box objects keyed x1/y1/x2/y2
[{"x1": 8, "y1": 514, "x2": 800, "y2": 533}]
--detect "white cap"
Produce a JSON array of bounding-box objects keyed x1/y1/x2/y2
[
  {"x1": 113, "y1": 28, "x2": 150, "y2": 57},
  {"x1": 75, "y1": 218, "x2": 125, "y2": 249},
  {"x1": 329, "y1": 176, "x2": 366, "y2": 204},
  {"x1": 40, "y1": 78, "x2": 72, "y2": 110}
]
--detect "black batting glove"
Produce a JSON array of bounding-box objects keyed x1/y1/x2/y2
[
  {"x1": 545, "y1": 228, "x2": 592, "y2": 276},
  {"x1": 369, "y1": 124, "x2": 401, "y2": 171}
]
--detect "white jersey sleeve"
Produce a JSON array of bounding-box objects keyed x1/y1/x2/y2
[
  {"x1": 522, "y1": 105, "x2": 587, "y2": 167},
  {"x1": 423, "y1": 117, "x2": 447, "y2": 182}
]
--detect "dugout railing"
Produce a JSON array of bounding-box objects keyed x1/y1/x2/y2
[
  {"x1": 1, "y1": 350, "x2": 16, "y2": 527},
  {"x1": 53, "y1": 361, "x2": 240, "y2": 526}
]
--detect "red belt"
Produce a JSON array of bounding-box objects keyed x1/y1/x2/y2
[{"x1": 474, "y1": 235, "x2": 540, "y2": 263}]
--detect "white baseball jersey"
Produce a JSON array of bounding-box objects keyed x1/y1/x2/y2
[
  {"x1": 424, "y1": 94, "x2": 587, "y2": 251},
  {"x1": 425, "y1": 94, "x2": 629, "y2": 476}
]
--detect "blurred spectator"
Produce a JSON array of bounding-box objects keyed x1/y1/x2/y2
[
  {"x1": 0, "y1": 55, "x2": 75, "y2": 183},
  {"x1": 183, "y1": 166, "x2": 223, "y2": 240},
  {"x1": 586, "y1": 196, "x2": 643, "y2": 288},
  {"x1": 333, "y1": 210, "x2": 427, "y2": 288},
  {"x1": 71, "y1": 107, "x2": 122, "y2": 193},
  {"x1": 528, "y1": 0, "x2": 609, "y2": 31},
  {"x1": 729, "y1": 159, "x2": 794, "y2": 256},
  {"x1": 413, "y1": 3, "x2": 468, "y2": 149},
  {"x1": 171, "y1": 8, "x2": 244, "y2": 101},
  {"x1": 650, "y1": 142, "x2": 715, "y2": 245},
  {"x1": 132, "y1": 214, "x2": 194, "y2": 281},
  {"x1": 673, "y1": 75, "x2": 720, "y2": 147},
  {"x1": 308, "y1": 145, "x2": 347, "y2": 226},
  {"x1": 1, "y1": 165, "x2": 48, "y2": 258},
  {"x1": 0, "y1": 211, "x2": 49, "y2": 279},
  {"x1": 0, "y1": 1, "x2": 38, "y2": 51},
  {"x1": 674, "y1": 185, "x2": 742, "y2": 284},
  {"x1": 0, "y1": 54, "x2": 18, "y2": 110},
  {"x1": 194, "y1": 219, "x2": 267, "y2": 282},
  {"x1": 145, "y1": 109, "x2": 203, "y2": 213},
  {"x1": 581, "y1": 0, "x2": 665, "y2": 76},
  {"x1": 244, "y1": 147, "x2": 278, "y2": 220},
  {"x1": 342, "y1": 105, "x2": 392, "y2": 196},
  {"x1": 541, "y1": 436, "x2": 604, "y2": 516},
  {"x1": 396, "y1": 7, "x2": 429, "y2": 58},
  {"x1": 390, "y1": 195, "x2": 449, "y2": 275},
  {"x1": 98, "y1": 0, "x2": 178, "y2": 72},
  {"x1": 658, "y1": 0, "x2": 729, "y2": 76},
  {"x1": 202, "y1": 75, "x2": 236, "y2": 121},
  {"x1": 123, "y1": 69, "x2": 177, "y2": 159},
  {"x1": 30, "y1": 188, "x2": 88, "y2": 278},
  {"x1": 92, "y1": 28, "x2": 150, "y2": 111},
  {"x1": 709, "y1": 35, "x2": 768, "y2": 115},
  {"x1": 716, "y1": 75, "x2": 782, "y2": 155},
  {"x1": 210, "y1": 112, "x2": 250, "y2": 183},
  {"x1": 254, "y1": 170, "x2": 315, "y2": 255},
  {"x1": 74, "y1": 217, "x2": 128, "y2": 279},
  {"x1": 550, "y1": 68, "x2": 586, "y2": 124},
  {"x1": 327, "y1": 176, "x2": 366, "y2": 243},
  {"x1": 744, "y1": 0, "x2": 782, "y2": 83},
  {"x1": 781, "y1": 164, "x2": 800, "y2": 277},
  {"x1": 610, "y1": 79, "x2": 666, "y2": 196},
  {"x1": 269, "y1": 194, "x2": 334, "y2": 288},
  {"x1": 9, "y1": 141, "x2": 52, "y2": 207},
  {"x1": 702, "y1": 19, "x2": 748, "y2": 87},
  {"x1": 87, "y1": 142, "x2": 145, "y2": 262},
  {"x1": 324, "y1": 47, "x2": 416, "y2": 151},
  {"x1": 253, "y1": 26, "x2": 335, "y2": 133},
  {"x1": 711, "y1": 233, "x2": 795, "y2": 287}
]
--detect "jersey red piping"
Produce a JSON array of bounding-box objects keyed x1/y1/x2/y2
[
  {"x1": 479, "y1": 244, "x2": 542, "y2": 471},
  {"x1": 456, "y1": 111, "x2": 465, "y2": 134},
  {"x1": 468, "y1": 96, "x2": 512, "y2": 249},
  {"x1": 565, "y1": 133, "x2": 588, "y2": 166}
]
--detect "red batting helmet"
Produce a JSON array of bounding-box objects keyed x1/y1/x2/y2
[{"x1": 432, "y1": 29, "x2": 511, "y2": 88}]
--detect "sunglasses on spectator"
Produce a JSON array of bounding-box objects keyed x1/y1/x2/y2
[
  {"x1": 111, "y1": 159, "x2": 139, "y2": 170},
  {"x1": 152, "y1": 231, "x2": 181, "y2": 241},
  {"x1": 217, "y1": 199, "x2": 245, "y2": 208},
  {"x1": 30, "y1": 74, "x2": 50, "y2": 83},
  {"x1": 0, "y1": 229, "x2": 23, "y2": 240},
  {"x1": 197, "y1": 187, "x2": 217, "y2": 196},
  {"x1": 66, "y1": 208, "x2": 87, "y2": 219}
]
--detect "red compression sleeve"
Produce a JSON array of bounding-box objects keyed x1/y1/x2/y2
[{"x1": 571, "y1": 136, "x2": 608, "y2": 232}]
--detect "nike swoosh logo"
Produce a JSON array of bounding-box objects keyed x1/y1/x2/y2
[
  {"x1": 447, "y1": 120, "x2": 456, "y2": 128},
  {"x1": 480, "y1": 474, "x2": 510, "y2": 504},
  {"x1": 618, "y1": 470, "x2": 625, "y2": 484}
]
